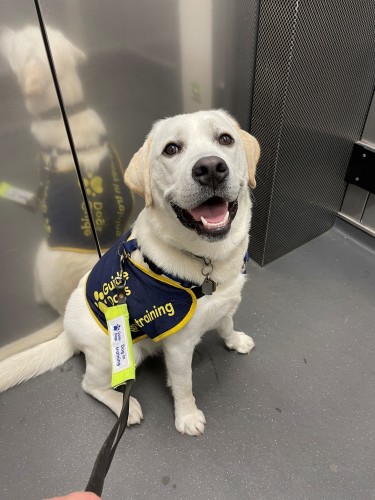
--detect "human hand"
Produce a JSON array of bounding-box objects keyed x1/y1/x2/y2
[{"x1": 44, "y1": 492, "x2": 100, "y2": 500}]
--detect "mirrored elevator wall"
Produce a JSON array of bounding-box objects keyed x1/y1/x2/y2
[
  {"x1": 0, "y1": 0, "x2": 259, "y2": 349},
  {"x1": 0, "y1": 0, "x2": 374, "y2": 351}
]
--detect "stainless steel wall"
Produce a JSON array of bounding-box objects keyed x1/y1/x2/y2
[
  {"x1": 0, "y1": 0, "x2": 259, "y2": 349},
  {"x1": 249, "y1": 0, "x2": 375, "y2": 265},
  {"x1": 0, "y1": 2, "x2": 97, "y2": 349},
  {"x1": 1, "y1": 0, "x2": 373, "y2": 352}
]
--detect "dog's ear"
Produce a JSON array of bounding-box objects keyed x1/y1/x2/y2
[
  {"x1": 69, "y1": 43, "x2": 87, "y2": 65},
  {"x1": 124, "y1": 137, "x2": 152, "y2": 207},
  {"x1": 238, "y1": 130, "x2": 260, "y2": 189},
  {"x1": 55, "y1": 38, "x2": 87, "y2": 67},
  {"x1": 214, "y1": 110, "x2": 260, "y2": 188},
  {"x1": 46, "y1": 27, "x2": 87, "y2": 67}
]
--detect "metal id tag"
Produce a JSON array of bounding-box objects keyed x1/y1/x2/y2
[
  {"x1": 105, "y1": 304, "x2": 136, "y2": 388},
  {"x1": 202, "y1": 277, "x2": 217, "y2": 295}
]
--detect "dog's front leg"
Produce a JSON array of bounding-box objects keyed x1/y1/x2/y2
[
  {"x1": 81, "y1": 337, "x2": 144, "y2": 426},
  {"x1": 217, "y1": 314, "x2": 255, "y2": 354},
  {"x1": 162, "y1": 334, "x2": 206, "y2": 436}
]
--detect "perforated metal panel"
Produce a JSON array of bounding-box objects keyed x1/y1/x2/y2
[{"x1": 249, "y1": 0, "x2": 375, "y2": 265}]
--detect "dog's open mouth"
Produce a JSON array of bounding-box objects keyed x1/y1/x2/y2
[{"x1": 171, "y1": 196, "x2": 238, "y2": 237}]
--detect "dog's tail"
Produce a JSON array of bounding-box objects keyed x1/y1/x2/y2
[
  {"x1": 0, "y1": 331, "x2": 76, "y2": 392},
  {"x1": 0, "y1": 317, "x2": 64, "y2": 362}
]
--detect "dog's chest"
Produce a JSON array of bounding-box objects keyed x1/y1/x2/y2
[
  {"x1": 85, "y1": 232, "x2": 246, "y2": 344},
  {"x1": 186, "y1": 273, "x2": 246, "y2": 334},
  {"x1": 86, "y1": 237, "x2": 199, "y2": 343}
]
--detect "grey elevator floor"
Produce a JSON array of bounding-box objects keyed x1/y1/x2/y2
[{"x1": 1, "y1": 219, "x2": 374, "y2": 500}]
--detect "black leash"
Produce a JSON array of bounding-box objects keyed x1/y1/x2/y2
[
  {"x1": 85, "y1": 380, "x2": 133, "y2": 497},
  {"x1": 82, "y1": 232, "x2": 248, "y2": 496},
  {"x1": 33, "y1": 0, "x2": 101, "y2": 258},
  {"x1": 85, "y1": 277, "x2": 135, "y2": 496}
]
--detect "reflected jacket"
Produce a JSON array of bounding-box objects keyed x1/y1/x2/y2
[{"x1": 38, "y1": 144, "x2": 133, "y2": 251}]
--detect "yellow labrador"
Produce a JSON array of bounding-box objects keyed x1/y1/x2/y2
[
  {"x1": 0, "y1": 25, "x2": 101, "y2": 315},
  {"x1": 0, "y1": 26, "x2": 132, "y2": 359},
  {"x1": 0, "y1": 110, "x2": 260, "y2": 436}
]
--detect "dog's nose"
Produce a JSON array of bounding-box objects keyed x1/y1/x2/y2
[{"x1": 192, "y1": 156, "x2": 229, "y2": 188}]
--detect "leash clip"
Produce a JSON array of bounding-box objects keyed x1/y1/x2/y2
[{"x1": 116, "y1": 248, "x2": 128, "y2": 305}]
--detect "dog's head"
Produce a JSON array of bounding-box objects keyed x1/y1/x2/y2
[
  {"x1": 1, "y1": 25, "x2": 86, "y2": 113},
  {"x1": 125, "y1": 109, "x2": 260, "y2": 241}
]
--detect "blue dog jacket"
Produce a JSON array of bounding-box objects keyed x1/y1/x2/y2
[
  {"x1": 85, "y1": 231, "x2": 197, "y2": 343},
  {"x1": 38, "y1": 144, "x2": 133, "y2": 251}
]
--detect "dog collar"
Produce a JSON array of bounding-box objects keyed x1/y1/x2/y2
[
  {"x1": 122, "y1": 230, "x2": 249, "y2": 298},
  {"x1": 121, "y1": 236, "x2": 207, "y2": 299},
  {"x1": 36, "y1": 101, "x2": 89, "y2": 121},
  {"x1": 41, "y1": 134, "x2": 108, "y2": 161}
]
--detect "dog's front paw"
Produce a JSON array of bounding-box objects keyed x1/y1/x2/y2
[
  {"x1": 127, "y1": 396, "x2": 144, "y2": 426},
  {"x1": 175, "y1": 409, "x2": 206, "y2": 436},
  {"x1": 225, "y1": 331, "x2": 255, "y2": 354}
]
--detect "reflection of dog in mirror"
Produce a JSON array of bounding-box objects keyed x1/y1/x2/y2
[
  {"x1": 0, "y1": 110, "x2": 260, "y2": 436},
  {"x1": 0, "y1": 26, "x2": 133, "y2": 357}
]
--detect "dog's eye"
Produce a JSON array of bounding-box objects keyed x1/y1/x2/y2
[
  {"x1": 163, "y1": 143, "x2": 180, "y2": 156},
  {"x1": 219, "y1": 134, "x2": 234, "y2": 146}
]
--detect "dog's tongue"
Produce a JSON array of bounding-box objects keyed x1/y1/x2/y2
[{"x1": 188, "y1": 199, "x2": 228, "y2": 223}]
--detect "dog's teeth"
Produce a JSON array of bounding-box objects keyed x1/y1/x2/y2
[
  {"x1": 200, "y1": 211, "x2": 229, "y2": 229},
  {"x1": 201, "y1": 216, "x2": 209, "y2": 227}
]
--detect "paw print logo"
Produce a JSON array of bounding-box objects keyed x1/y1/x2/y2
[
  {"x1": 94, "y1": 290, "x2": 108, "y2": 313},
  {"x1": 40, "y1": 200, "x2": 48, "y2": 214},
  {"x1": 83, "y1": 173, "x2": 103, "y2": 197},
  {"x1": 113, "y1": 324, "x2": 120, "y2": 331}
]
